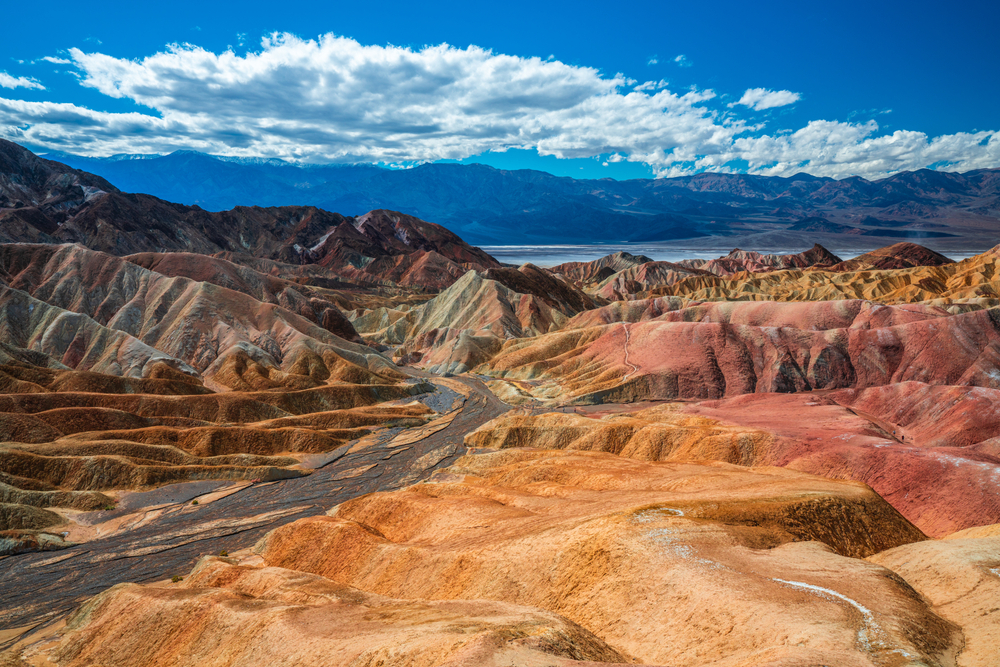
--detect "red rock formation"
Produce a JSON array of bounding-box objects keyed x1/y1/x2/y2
[
  {"x1": 676, "y1": 244, "x2": 841, "y2": 275},
  {"x1": 484, "y1": 304, "x2": 1000, "y2": 404},
  {"x1": 827, "y1": 242, "x2": 954, "y2": 271},
  {"x1": 593, "y1": 260, "x2": 710, "y2": 300},
  {"x1": 550, "y1": 251, "x2": 653, "y2": 286}
]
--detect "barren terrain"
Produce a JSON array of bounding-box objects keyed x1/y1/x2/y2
[{"x1": 2, "y1": 142, "x2": 999, "y2": 666}]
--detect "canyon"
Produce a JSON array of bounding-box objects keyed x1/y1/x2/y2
[{"x1": 1, "y1": 140, "x2": 999, "y2": 666}]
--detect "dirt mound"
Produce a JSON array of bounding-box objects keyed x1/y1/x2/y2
[
  {"x1": 355, "y1": 267, "x2": 596, "y2": 344},
  {"x1": 0, "y1": 482, "x2": 112, "y2": 511},
  {"x1": 676, "y1": 244, "x2": 841, "y2": 276},
  {"x1": 562, "y1": 295, "x2": 693, "y2": 329},
  {"x1": 568, "y1": 298, "x2": 953, "y2": 332},
  {"x1": 353, "y1": 268, "x2": 599, "y2": 373},
  {"x1": 483, "y1": 263, "x2": 601, "y2": 313},
  {"x1": 393, "y1": 327, "x2": 504, "y2": 375},
  {"x1": 471, "y1": 388, "x2": 1000, "y2": 537},
  {"x1": 0, "y1": 413, "x2": 64, "y2": 443},
  {"x1": 0, "y1": 363, "x2": 211, "y2": 396},
  {"x1": 0, "y1": 446, "x2": 306, "y2": 492},
  {"x1": 593, "y1": 261, "x2": 710, "y2": 300},
  {"x1": 465, "y1": 404, "x2": 777, "y2": 466},
  {"x1": 65, "y1": 425, "x2": 363, "y2": 457},
  {"x1": 0, "y1": 282, "x2": 196, "y2": 379},
  {"x1": 124, "y1": 251, "x2": 363, "y2": 342},
  {"x1": 674, "y1": 387, "x2": 1000, "y2": 537},
  {"x1": 0, "y1": 382, "x2": 429, "y2": 422},
  {"x1": 0, "y1": 350, "x2": 435, "y2": 500}
]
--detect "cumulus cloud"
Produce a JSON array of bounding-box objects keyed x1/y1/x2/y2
[
  {"x1": 1, "y1": 34, "x2": 736, "y2": 166},
  {"x1": 734, "y1": 88, "x2": 800, "y2": 111},
  {"x1": 661, "y1": 120, "x2": 1000, "y2": 179},
  {"x1": 0, "y1": 72, "x2": 44, "y2": 90},
  {"x1": 0, "y1": 33, "x2": 997, "y2": 181}
]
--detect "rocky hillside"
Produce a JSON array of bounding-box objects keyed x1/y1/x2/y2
[{"x1": 0, "y1": 140, "x2": 499, "y2": 290}]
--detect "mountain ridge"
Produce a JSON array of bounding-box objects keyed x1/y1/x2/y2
[{"x1": 37, "y1": 144, "x2": 1000, "y2": 247}]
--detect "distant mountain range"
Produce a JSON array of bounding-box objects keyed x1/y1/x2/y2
[
  {"x1": 0, "y1": 139, "x2": 497, "y2": 288},
  {"x1": 41, "y1": 149, "x2": 1000, "y2": 248}
]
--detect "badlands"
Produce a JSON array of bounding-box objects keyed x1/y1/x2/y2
[{"x1": 1, "y1": 139, "x2": 999, "y2": 666}]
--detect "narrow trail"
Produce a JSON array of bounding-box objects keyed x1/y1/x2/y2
[
  {"x1": 0, "y1": 375, "x2": 509, "y2": 645},
  {"x1": 622, "y1": 323, "x2": 639, "y2": 383}
]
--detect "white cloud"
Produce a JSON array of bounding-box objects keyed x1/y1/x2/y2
[
  {"x1": 42, "y1": 56, "x2": 73, "y2": 65},
  {"x1": 660, "y1": 119, "x2": 1000, "y2": 180},
  {"x1": 0, "y1": 33, "x2": 996, "y2": 181},
  {"x1": 634, "y1": 79, "x2": 669, "y2": 91},
  {"x1": 647, "y1": 56, "x2": 658, "y2": 65},
  {"x1": 0, "y1": 34, "x2": 735, "y2": 166},
  {"x1": 734, "y1": 88, "x2": 800, "y2": 111},
  {"x1": 0, "y1": 72, "x2": 44, "y2": 90},
  {"x1": 674, "y1": 55, "x2": 691, "y2": 67}
]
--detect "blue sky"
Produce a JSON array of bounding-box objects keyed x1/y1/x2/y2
[{"x1": 2, "y1": 0, "x2": 997, "y2": 180}]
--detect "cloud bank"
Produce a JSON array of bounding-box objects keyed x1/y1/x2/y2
[{"x1": 0, "y1": 33, "x2": 997, "y2": 180}]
